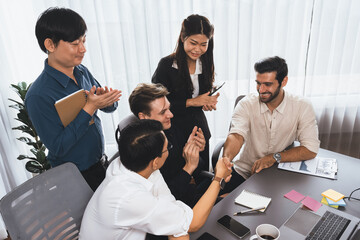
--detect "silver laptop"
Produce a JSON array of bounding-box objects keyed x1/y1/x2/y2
[{"x1": 279, "y1": 205, "x2": 360, "y2": 240}]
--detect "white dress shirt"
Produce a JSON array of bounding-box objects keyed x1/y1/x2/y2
[
  {"x1": 172, "y1": 59, "x2": 202, "y2": 97},
  {"x1": 229, "y1": 91, "x2": 320, "y2": 179},
  {"x1": 79, "y1": 160, "x2": 193, "y2": 240}
]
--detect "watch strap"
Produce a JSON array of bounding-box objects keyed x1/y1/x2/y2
[
  {"x1": 273, "y1": 152, "x2": 281, "y2": 163},
  {"x1": 212, "y1": 176, "x2": 225, "y2": 189},
  {"x1": 212, "y1": 176, "x2": 222, "y2": 183}
]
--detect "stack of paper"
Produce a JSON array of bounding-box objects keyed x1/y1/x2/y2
[
  {"x1": 278, "y1": 157, "x2": 338, "y2": 179},
  {"x1": 321, "y1": 189, "x2": 346, "y2": 209}
]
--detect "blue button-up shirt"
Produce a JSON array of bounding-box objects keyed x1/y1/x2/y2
[{"x1": 25, "y1": 60, "x2": 118, "y2": 171}]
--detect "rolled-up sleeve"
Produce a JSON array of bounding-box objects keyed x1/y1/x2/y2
[
  {"x1": 229, "y1": 99, "x2": 250, "y2": 141},
  {"x1": 297, "y1": 100, "x2": 320, "y2": 154}
]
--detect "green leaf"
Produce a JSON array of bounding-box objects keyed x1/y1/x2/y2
[
  {"x1": 15, "y1": 110, "x2": 33, "y2": 127},
  {"x1": 16, "y1": 137, "x2": 34, "y2": 144},
  {"x1": 43, "y1": 161, "x2": 51, "y2": 170},
  {"x1": 10, "y1": 84, "x2": 21, "y2": 92},
  {"x1": 10, "y1": 82, "x2": 28, "y2": 101},
  {"x1": 27, "y1": 83, "x2": 33, "y2": 91},
  {"x1": 14, "y1": 118, "x2": 32, "y2": 128},
  {"x1": 8, "y1": 99, "x2": 25, "y2": 110},
  {"x1": 39, "y1": 144, "x2": 46, "y2": 151},
  {"x1": 12, "y1": 125, "x2": 29, "y2": 131},
  {"x1": 17, "y1": 155, "x2": 29, "y2": 160},
  {"x1": 8, "y1": 98, "x2": 24, "y2": 105},
  {"x1": 36, "y1": 150, "x2": 46, "y2": 162},
  {"x1": 12, "y1": 125, "x2": 35, "y2": 137},
  {"x1": 16, "y1": 137, "x2": 39, "y2": 148},
  {"x1": 19, "y1": 81, "x2": 27, "y2": 90},
  {"x1": 25, "y1": 161, "x2": 43, "y2": 173},
  {"x1": 27, "y1": 142, "x2": 39, "y2": 148},
  {"x1": 30, "y1": 148, "x2": 37, "y2": 156},
  {"x1": 9, "y1": 104, "x2": 23, "y2": 111},
  {"x1": 17, "y1": 155, "x2": 37, "y2": 161}
]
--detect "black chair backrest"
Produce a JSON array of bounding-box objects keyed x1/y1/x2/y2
[
  {"x1": 234, "y1": 95, "x2": 245, "y2": 108},
  {"x1": 109, "y1": 114, "x2": 140, "y2": 164}
]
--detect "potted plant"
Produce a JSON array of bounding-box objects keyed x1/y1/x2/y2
[{"x1": 8, "y1": 82, "x2": 50, "y2": 173}]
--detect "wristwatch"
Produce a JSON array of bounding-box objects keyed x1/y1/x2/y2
[
  {"x1": 273, "y1": 152, "x2": 282, "y2": 163},
  {"x1": 212, "y1": 176, "x2": 225, "y2": 190}
]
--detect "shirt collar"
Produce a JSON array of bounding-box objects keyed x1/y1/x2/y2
[
  {"x1": 172, "y1": 59, "x2": 203, "y2": 75},
  {"x1": 44, "y1": 59, "x2": 84, "y2": 88},
  {"x1": 275, "y1": 91, "x2": 287, "y2": 114},
  {"x1": 113, "y1": 160, "x2": 154, "y2": 191},
  {"x1": 259, "y1": 90, "x2": 287, "y2": 114}
]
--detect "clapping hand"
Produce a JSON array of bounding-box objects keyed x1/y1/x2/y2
[
  {"x1": 83, "y1": 85, "x2": 122, "y2": 115},
  {"x1": 187, "y1": 126, "x2": 206, "y2": 151},
  {"x1": 182, "y1": 142, "x2": 200, "y2": 175}
]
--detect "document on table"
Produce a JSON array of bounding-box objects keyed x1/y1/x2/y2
[{"x1": 278, "y1": 157, "x2": 337, "y2": 179}]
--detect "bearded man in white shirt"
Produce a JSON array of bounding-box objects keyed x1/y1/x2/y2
[
  {"x1": 221, "y1": 56, "x2": 320, "y2": 194},
  {"x1": 80, "y1": 119, "x2": 232, "y2": 240}
]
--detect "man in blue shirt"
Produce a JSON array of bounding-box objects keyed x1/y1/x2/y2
[{"x1": 25, "y1": 7, "x2": 122, "y2": 191}]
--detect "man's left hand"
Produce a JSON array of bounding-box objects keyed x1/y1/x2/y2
[
  {"x1": 187, "y1": 126, "x2": 206, "y2": 151},
  {"x1": 251, "y1": 155, "x2": 276, "y2": 174}
]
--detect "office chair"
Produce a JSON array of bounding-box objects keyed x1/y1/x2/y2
[
  {"x1": 107, "y1": 114, "x2": 139, "y2": 165},
  {"x1": 211, "y1": 95, "x2": 245, "y2": 168},
  {"x1": 0, "y1": 162, "x2": 93, "y2": 240}
]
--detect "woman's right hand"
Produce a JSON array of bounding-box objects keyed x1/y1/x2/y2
[{"x1": 186, "y1": 92, "x2": 219, "y2": 108}]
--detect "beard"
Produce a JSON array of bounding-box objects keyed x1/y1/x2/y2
[{"x1": 258, "y1": 85, "x2": 281, "y2": 103}]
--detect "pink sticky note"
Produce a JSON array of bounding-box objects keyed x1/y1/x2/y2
[
  {"x1": 301, "y1": 196, "x2": 322, "y2": 212},
  {"x1": 284, "y1": 190, "x2": 305, "y2": 203}
]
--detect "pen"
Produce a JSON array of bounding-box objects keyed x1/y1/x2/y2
[{"x1": 233, "y1": 206, "x2": 265, "y2": 216}]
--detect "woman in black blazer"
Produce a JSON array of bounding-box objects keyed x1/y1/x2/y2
[{"x1": 152, "y1": 14, "x2": 219, "y2": 171}]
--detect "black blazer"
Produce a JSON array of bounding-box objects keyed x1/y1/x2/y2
[{"x1": 151, "y1": 55, "x2": 211, "y2": 142}]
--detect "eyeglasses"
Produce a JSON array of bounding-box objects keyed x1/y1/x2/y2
[{"x1": 162, "y1": 142, "x2": 173, "y2": 154}]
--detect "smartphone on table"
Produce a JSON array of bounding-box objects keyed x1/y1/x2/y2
[
  {"x1": 217, "y1": 215, "x2": 250, "y2": 239},
  {"x1": 196, "y1": 232, "x2": 219, "y2": 240}
]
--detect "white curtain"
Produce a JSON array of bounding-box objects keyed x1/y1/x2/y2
[
  {"x1": 0, "y1": 0, "x2": 359, "y2": 238},
  {"x1": 305, "y1": 0, "x2": 360, "y2": 157}
]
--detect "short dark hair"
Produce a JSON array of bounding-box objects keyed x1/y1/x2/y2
[
  {"x1": 254, "y1": 56, "x2": 288, "y2": 84},
  {"x1": 117, "y1": 119, "x2": 165, "y2": 172},
  {"x1": 35, "y1": 7, "x2": 87, "y2": 53},
  {"x1": 129, "y1": 83, "x2": 169, "y2": 117}
]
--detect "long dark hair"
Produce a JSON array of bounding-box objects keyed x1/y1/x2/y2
[{"x1": 173, "y1": 14, "x2": 214, "y2": 94}]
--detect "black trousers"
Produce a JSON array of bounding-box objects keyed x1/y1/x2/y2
[{"x1": 80, "y1": 161, "x2": 106, "y2": 191}]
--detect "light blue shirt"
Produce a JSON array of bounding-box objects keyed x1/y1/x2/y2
[{"x1": 25, "y1": 60, "x2": 117, "y2": 171}]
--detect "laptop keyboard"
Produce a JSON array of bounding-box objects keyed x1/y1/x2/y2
[{"x1": 306, "y1": 211, "x2": 350, "y2": 240}]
